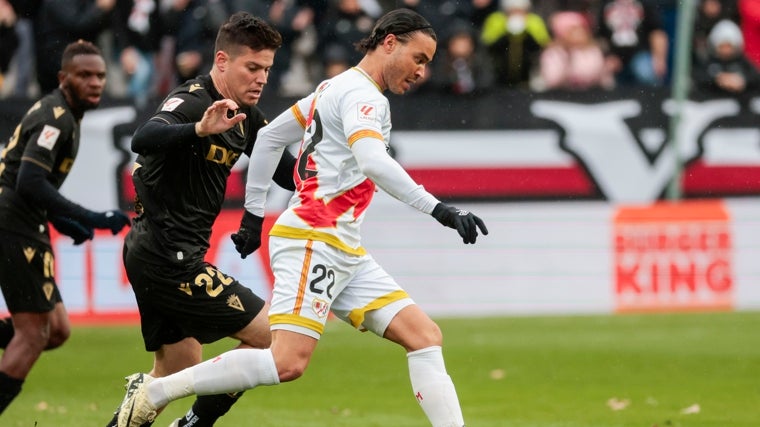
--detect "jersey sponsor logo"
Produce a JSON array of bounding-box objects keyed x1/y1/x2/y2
[
  {"x1": 206, "y1": 144, "x2": 240, "y2": 167},
  {"x1": 161, "y1": 97, "x2": 185, "y2": 112},
  {"x1": 36, "y1": 125, "x2": 61, "y2": 150},
  {"x1": 53, "y1": 106, "x2": 66, "y2": 119},
  {"x1": 357, "y1": 103, "x2": 376, "y2": 122}
]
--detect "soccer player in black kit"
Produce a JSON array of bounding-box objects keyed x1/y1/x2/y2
[
  {"x1": 106, "y1": 13, "x2": 296, "y2": 427},
  {"x1": 0, "y1": 40, "x2": 132, "y2": 416}
]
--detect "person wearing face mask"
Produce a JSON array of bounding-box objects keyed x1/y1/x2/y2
[{"x1": 480, "y1": 0, "x2": 551, "y2": 88}]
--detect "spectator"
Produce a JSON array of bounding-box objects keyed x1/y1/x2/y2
[
  {"x1": 160, "y1": 0, "x2": 227, "y2": 87},
  {"x1": 248, "y1": 0, "x2": 321, "y2": 96},
  {"x1": 597, "y1": 0, "x2": 668, "y2": 87},
  {"x1": 694, "y1": 0, "x2": 739, "y2": 63},
  {"x1": 738, "y1": 0, "x2": 760, "y2": 70},
  {"x1": 539, "y1": 10, "x2": 614, "y2": 91},
  {"x1": 0, "y1": 0, "x2": 18, "y2": 91},
  {"x1": 111, "y1": 0, "x2": 165, "y2": 108},
  {"x1": 321, "y1": 43, "x2": 351, "y2": 79},
  {"x1": 318, "y1": 0, "x2": 375, "y2": 77},
  {"x1": 480, "y1": 0, "x2": 550, "y2": 88},
  {"x1": 34, "y1": 0, "x2": 117, "y2": 94},
  {"x1": 429, "y1": 24, "x2": 494, "y2": 94},
  {"x1": 693, "y1": 19, "x2": 760, "y2": 98}
]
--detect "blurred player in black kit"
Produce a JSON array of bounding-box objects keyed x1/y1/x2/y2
[
  {"x1": 105, "y1": 12, "x2": 296, "y2": 427},
  {"x1": 0, "y1": 39, "x2": 132, "y2": 416}
]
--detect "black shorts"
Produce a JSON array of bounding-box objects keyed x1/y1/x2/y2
[
  {"x1": 124, "y1": 241, "x2": 266, "y2": 352},
  {"x1": 0, "y1": 231, "x2": 62, "y2": 313}
]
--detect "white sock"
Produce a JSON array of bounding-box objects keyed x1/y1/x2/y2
[
  {"x1": 407, "y1": 346, "x2": 465, "y2": 427},
  {"x1": 148, "y1": 348, "x2": 280, "y2": 408}
]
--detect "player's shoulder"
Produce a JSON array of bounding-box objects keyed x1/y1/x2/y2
[
  {"x1": 23, "y1": 90, "x2": 76, "y2": 132},
  {"x1": 327, "y1": 69, "x2": 388, "y2": 106},
  {"x1": 156, "y1": 76, "x2": 214, "y2": 117}
]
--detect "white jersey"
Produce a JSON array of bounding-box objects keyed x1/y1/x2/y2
[{"x1": 245, "y1": 67, "x2": 439, "y2": 256}]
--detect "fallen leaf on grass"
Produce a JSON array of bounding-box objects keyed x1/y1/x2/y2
[
  {"x1": 606, "y1": 397, "x2": 630, "y2": 411},
  {"x1": 489, "y1": 369, "x2": 505, "y2": 380}
]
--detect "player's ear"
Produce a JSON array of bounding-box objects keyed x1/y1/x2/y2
[
  {"x1": 215, "y1": 50, "x2": 229, "y2": 71},
  {"x1": 57, "y1": 70, "x2": 67, "y2": 87},
  {"x1": 383, "y1": 34, "x2": 397, "y2": 53}
]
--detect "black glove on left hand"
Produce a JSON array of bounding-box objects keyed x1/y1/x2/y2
[
  {"x1": 230, "y1": 211, "x2": 264, "y2": 259},
  {"x1": 49, "y1": 215, "x2": 94, "y2": 245},
  {"x1": 82, "y1": 210, "x2": 132, "y2": 235},
  {"x1": 431, "y1": 202, "x2": 489, "y2": 244}
]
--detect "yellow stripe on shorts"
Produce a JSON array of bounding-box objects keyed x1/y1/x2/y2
[
  {"x1": 347, "y1": 290, "x2": 410, "y2": 329},
  {"x1": 269, "y1": 313, "x2": 325, "y2": 336}
]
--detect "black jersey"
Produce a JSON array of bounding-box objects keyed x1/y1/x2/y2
[
  {"x1": 0, "y1": 89, "x2": 80, "y2": 244},
  {"x1": 129, "y1": 75, "x2": 269, "y2": 265}
]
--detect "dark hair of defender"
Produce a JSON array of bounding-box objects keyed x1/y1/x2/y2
[{"x1": 215, "y1": 12, "x2": 283, "y2": 56}]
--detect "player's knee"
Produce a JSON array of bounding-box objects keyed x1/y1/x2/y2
[
  {"x1": 277, "y1": 361, "x2": 307, "y2": 382},
  {"x1": 46, "y1": 325, "x2": 70, "y2": 349},
  {"x1": 418, "y1": 320, "x2": 443, "y2": 348}
]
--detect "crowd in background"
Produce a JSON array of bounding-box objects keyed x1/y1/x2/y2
[{"x1": 0, "y1": 0, "x2": 758, "y2": 105}]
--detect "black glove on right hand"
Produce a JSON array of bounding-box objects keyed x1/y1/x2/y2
[
  {"x1": 49, "y1": 215, "x2": 94, "y2": 245},
  {"x1": 230, "y1": 211, "x2": 264, "y2": 259},
  {"x1": 83, "y1": 210, "x2": 132, "y2": 234},
  {"x1": 431, "y1": 202, "x2": 489, "y2": 244}
]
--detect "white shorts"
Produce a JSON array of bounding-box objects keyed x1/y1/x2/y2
[{"x1": 268, "y1": 236, "x2": 414, "y2": 339}]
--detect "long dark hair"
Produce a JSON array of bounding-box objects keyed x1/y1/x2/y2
[{"x1": 355, "y1": 8, "x2": 437, "y2": 54}]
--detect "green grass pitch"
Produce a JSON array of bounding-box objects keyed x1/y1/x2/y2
[{"x1": 2, "y1": 311, "x2": 758, "y2": 426}]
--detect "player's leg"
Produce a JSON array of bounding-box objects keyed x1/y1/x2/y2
[
  {"x1": 172, "y1": 303, "x2": 272, "y2": 427},
  {"x1": 333, "y1": 256, "x2": 465, "y2": 427},
  {"x1": 0, "y1": 236, "x2": 69, "y2": 415},
  {"x1": 0, "y1": 316, "x2": 14, "y2": 348},
  {"x1": 384, "y1": 305, "x2": 465, "y2": 427},
  {"x1": 117, "y1": 238, "x2": 339, "y2": 427}
]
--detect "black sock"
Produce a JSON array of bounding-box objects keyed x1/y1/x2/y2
[
  {"x1": 0, "y1": 317, "x2": 14, "y2": 349},
  {"x1": 0, "y1": 371, "x2": 23, "y2": 415},
  {"x1": 177, "y1": 392, "x2": 244, "y2": 427}
]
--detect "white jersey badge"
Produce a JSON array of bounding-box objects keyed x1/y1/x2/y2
[
  {"x1": 356, "y1": 103, "x2": 376, "y2": 123},
  {"x1": 161, "y1": 97, "x2": 185, "y2": 112},
  {"x1": 36, "y1": 125, "x2": 61, "y2": 150}
]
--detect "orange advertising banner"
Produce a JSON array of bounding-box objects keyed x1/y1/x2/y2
[{"x1": 613, "y1": 201, "x2": 734, "y2": 313}]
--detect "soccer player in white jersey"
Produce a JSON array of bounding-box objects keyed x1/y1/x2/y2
[{"x1": 117, "y1": 8, "x2": 488, "y2": 427}]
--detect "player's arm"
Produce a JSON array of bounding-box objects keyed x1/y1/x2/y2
[
  {"x1": 352, "y1": 137, "x2": 488, "y2": 244},
  {"x1": 16, "y1": 161, "x2": 130, "y2": 236},
  {"x1": 351, "y1": 137, "x2": 439, "y2": 213},
  {"x1": 245, "y1": 96, "x2": 312, "y2": 217},
  {"x1": 231, "y1": 96, "x2": 311, "y2": 258},
  {"x1": 132, "y1": 95, "x2": 242, "y2": 154}
]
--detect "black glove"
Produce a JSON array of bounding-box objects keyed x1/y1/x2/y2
[
  {"x1": 431, "y1": 202, "x2": 489, "y2": 244},
  {"x1": 230, "y1": 211, "x2": 264, "y2": 259},
  {"x1": 49, "y1": 215, "x2": 94, "y2": 245},
  {"x1": 82, "y1": 210, "x2": 131, "y2": 235}
]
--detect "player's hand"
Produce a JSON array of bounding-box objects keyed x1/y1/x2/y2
[
  {"x1": 49, "y1": 215, "x2": 94, "y2": 245},
  {"x1": 230, "y1": 211, "x2": 264, "y2": 259},
  {"x1": 431, "y1": 202, "x2": 488, "y2": 244},
  {"x1": 83, "y1": 210, "x2": 132, "y2": 235},
  {"x1": 195, "y1": 99, "x2": 247, "y2": 137}
]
